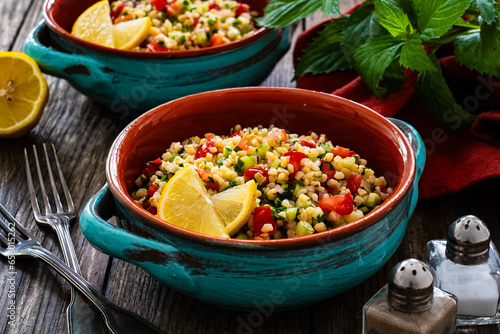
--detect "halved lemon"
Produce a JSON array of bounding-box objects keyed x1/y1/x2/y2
[
  {"x1": 71, "y1": 0, "x2": 114, "y2": 48},
  {"x1": 157, "y1": 165, "x2": 256, "y2": 238},
  {"x1": 113, "y1": 17, "x2": 152, "y2": 50},
  {"x1": 0, "y1": 52, "x2": 49, "y2": 138}
]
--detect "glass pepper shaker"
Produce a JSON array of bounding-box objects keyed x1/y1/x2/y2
[
  {"x1": 363, "y1": 258, "x2": 457, "y2": 334},
  {"x1": 427, "y1": 215, "x2": 500, "y2": 326}
]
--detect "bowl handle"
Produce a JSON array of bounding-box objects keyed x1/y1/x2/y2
[
  {"x1": 388, "y1": 118, "x2": 426, "y2": 209},
  {"x1": 80, "y1": 184, "x2": 198, "y2": 294},
  {"x1": 23, "y1": 20, "x2": 107, "y2": 83}
]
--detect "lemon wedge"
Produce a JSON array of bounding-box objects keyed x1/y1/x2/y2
[
  {"x1": 0, "y1": 52, "x2": 49, "y2": 138},
  {"x1": 157, "y1": 165, "x2": 256, "y2": 238},
  {"x1": 113, "y1": 17, "x2": 151, "y2": 50},
  {"x1": 71, "y1": 0, "x2": 114, "y2": 48}
]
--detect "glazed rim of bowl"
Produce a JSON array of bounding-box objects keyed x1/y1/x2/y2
[
  {"x1": 107, "y1": 87, "x2": 416, "y2": 250},
  {"x1": 43, "y1": 0, "x2": 272, "y2": 59}
]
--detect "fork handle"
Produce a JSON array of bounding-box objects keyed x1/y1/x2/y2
[
  {"x1": 28, "y1": 245, "x2": 164, "y2": 334},
  {"x1": 53, "y1": 219, "x2": 81, "y2": 275}
]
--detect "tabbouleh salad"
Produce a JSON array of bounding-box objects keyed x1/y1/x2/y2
[
  {"x1": 110, "y1": 0, "x2": 258, "y2": 51},
  {"x1": 132, "y1": 125, "x2": 393, "y2": 240}
]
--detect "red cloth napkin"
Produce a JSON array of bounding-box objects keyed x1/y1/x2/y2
[{"x1": 293, "y1": 19, "x2": 500, "y2": 199}]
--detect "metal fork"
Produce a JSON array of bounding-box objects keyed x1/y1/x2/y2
[
  {"x1": 0, "y1": 203, "x2": 164, "y2": 334},
  {"x1": 25, "y1": 144, "x2": 106, "y2": 333}
]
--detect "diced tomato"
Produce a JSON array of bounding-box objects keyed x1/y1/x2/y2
[
  {"x1": 195, "y1": 139, "x2": 216, "y2": 159},
  {"x1": 346, "y1": 174, "x2": 363, "y2": 195},
  {"x1": 319, "y1": 192, "x2": 354, "y2": 216},
  {"x1": 151, "y1": 157, "x2": 162, "y2": 165},
  {"x1": 236, "y1": 140, "x2": 249, "y2": 151},
  {"x1": 113, "y1": 13, "x2": 133, "y2": 24},
  {"x1": 147, "y1": 184, "x2": 159, "y2": 197},
  {"x1": 147, "y1": 206, "x2": 157, "y2": 215},
  {"x1": 283, "y1": 151, "x2": 308, "y2": 179},
  {"x1": 229, "y1": 130, "x2": 242, "y2": 138},
  {"x1": 273, "y1": 129, "x2": 288, "y2": 142},
  {"x1": 300, "y1": 139, "x2": 316, "y2": 149},
  {"x1": 147, "y1": 39, "x2": 168, "y2": 52},
  {"x1": 253, "y1": 206, "x2": 276, "y2": 237},
  {"x1": 235, "y1": 3, "x2": 250, "y2": 16},
  {"x1": 152, "y1": 0, "x2": 166, "y2": 11},
  {"x1": 209, "y1": 33, "x2": 226, "y2": 46},
  {"x1": 196, "y1": 169, "x2": 219, "y2": 191},
  {"x1": 142, "y1": 200, "x2": 151, "y2": 209},
  {"x1": 380, "y1": 185, "x2": 388, "y2": 193},
  {"x1": 331, "y1": 146, "x2": 355, "y2": 158},
  {"x1": 208, "y1": 1, "x2": 220, "y2": 10},
  {"x1": 244, "y1": 166, "x2": 269, "y2": 186},
  {"x1": 110, "y1": 3, "x2": 125, "y2": 21},
  {"x1": 320, "y1": 160, "x2": 336, "y2": 180},
  {"x1": 191, "y1": 17, "x2": 199, "y2": 27}
]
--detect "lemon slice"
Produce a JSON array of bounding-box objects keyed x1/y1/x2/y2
[
  {"x1": 212, "y1": 180, "x2": 257, "y2": 236},
  {"x1": 157, "y1": 165, "x2": 256, "y2": 238},
  {"x1": 113, "y1": 17, "x2": 152, "y2": 50},
  {"x1": 71, "y1": 0, "x2": 114, "y2": 48},
  {"x1": 0, "y1": 52, "x2": 49, "y2": 138}
]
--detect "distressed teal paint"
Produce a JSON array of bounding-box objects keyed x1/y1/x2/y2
[
  {"x1": 23, "y1": 21, "x2": 289, "y2": 115},
  {"x1": 80, "y1": 120, "x2": 425, "y2": 311}
]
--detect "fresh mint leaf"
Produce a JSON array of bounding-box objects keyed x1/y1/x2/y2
[
  {"x1": 321, "y1": 0, "x2": 341, "y2": 17},
  {"x1": 384, "y1": 58, "x2": 406, "y2": 94},
  {"x1": 454, "y1": 22, "x2": 500, "y2": 76},
  {"x1": 342, "y1": 6, "x2": 385, "y2": 62},
  {"x1": 400, "y1": 34, "x2": 437, "y2": 71},
  {"x1": 474, "y1": 0, "x2": 497, "y2": 24},
  {"x1": 417, "y1": 57, "x2": 476, "y2": 129},
  {"x1": 352, "y1": 34, "x2": 405, "y2": 97},
  {"x1": 257, "y1": 0, "x2": 322, "y2": 28},
  {"x1": 414, "y1": 0, "x2": 472, "y2": 40},
  {"x1": 374, "y1": 0, "x2": 414, "y2": 39},
  {"x1": 294, "y1": 18, "x2": 351, "y2": 79}
]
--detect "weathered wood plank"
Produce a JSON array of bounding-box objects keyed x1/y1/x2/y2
[{"x1": 0, "y1": 0, "x2": 34, "y2": 51}]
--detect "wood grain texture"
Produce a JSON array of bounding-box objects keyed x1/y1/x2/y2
[{"x1": 1, "y1": 0, "x2": 500, "y2": 333}]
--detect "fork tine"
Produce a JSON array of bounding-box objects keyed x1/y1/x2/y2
[
  {"x1": 25, "y1": 148, "x2": 44, "y2": 220},
  {"x1": 43, "y1": 143, "x2": 64, "y2": 213},
  {"x1": 32, "y1": 145, "x2": 53, "y2": 215},
  {"x1": 0, "y1": 202, "x2": 33, "y2": 240},
  {"x1": 50, "y1": 143, "x2": 75, "y2": 213}
]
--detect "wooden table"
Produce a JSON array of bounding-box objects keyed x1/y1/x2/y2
[{"x1": 1, "y1": 0, "x2": 500, "y2": 333}]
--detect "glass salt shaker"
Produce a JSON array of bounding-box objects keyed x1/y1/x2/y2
[
  {"x1": 363, "y1": 258, "x2": 457, "y2": 334},
  {"x1": 427, "y1": 215, "x2": 500, "y2": 326}
]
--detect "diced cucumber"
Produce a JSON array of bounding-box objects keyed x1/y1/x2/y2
[
  {"x1": 305, "y1": 152, "x2": 317, "y2": 162},
  {"x1": 131, "y1": 191, "x2": 141, "y2": 200},
  {"x1": 168, "y1": 31, "x2": 182, "y2": 39},
  {"x1": 217, "y1": 158, "x2": 225, "y2": 166},
  {"x1": 342, "y1": 157, "x2": 356, "y2": 169},
  {"x1": 256, "y1": 143, "x2": 270, "y2": 158},
  {"x1": 269, "y1": 159, "x2": 280, "y2": 169},
  {"x1": 296, "y1": 196, "x2": 310, "y2": 208},
  {"x1": 238, "y1": 156, "x2": 257, "y2": 172},
  {"x1": 344, "y1": 209, "x2": 364, "y2": 223},
  {"x1": 366, "y1": 192, "x2": 381, "y2": 208},
  {"x1": 235, "y1": 233, "x2": 249, "y2": 240},
  {"x1": 223, "y1": 146, "x2": 233, "y2": 158},
  {"x1": 296, "y1": 221, "x2": 314, "y2": 237},
  {"x1": 285, "y1": 207, "x2": 298, "y2": 222},
  {"x1": 196, "y1": 30, "x2": 207, "y2": 43},
  {"x1": 359, "y1": 206, "x2": 369, "y2": 213},
  {"x1": 320, "y1": 142, "x2": 332, "y2": 152},
  {"x1": 169, "y1": 152, "x2": 179, "y2": 162}
]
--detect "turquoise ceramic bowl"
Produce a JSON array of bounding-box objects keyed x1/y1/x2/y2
[
  {"x1": 23, "y1": 0, "x2": 288, "y2": 114},
  {"x1": 80, "y1": 88, "x2": 425, "y2": 311}
]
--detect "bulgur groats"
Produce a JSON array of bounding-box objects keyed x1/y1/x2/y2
[
  {"x1": 132, "y1": 125, "x2": 393, "y2": 239},
  {"x1": 109, "y1": 0, "x2": 258, "y2": 51}
]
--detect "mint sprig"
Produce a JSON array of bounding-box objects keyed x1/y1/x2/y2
[{"x1": 259, "y1": 0, "x2": 500, "y2": 128}]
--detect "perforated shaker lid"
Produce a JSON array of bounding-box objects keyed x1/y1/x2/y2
[
  {"x1": 388, "y1": 258, "x2": 434, "y2": 313},
  {"x1": 446, "y1": 215, "x2": 490, "y2": 265}
]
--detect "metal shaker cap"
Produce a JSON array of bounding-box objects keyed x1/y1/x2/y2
[
  {"x1": 446, "y1": 215, "x2": 490, "y2": 265},
  {"x1": 388, "y1": 258, "x2": 434, "y2": 313}
]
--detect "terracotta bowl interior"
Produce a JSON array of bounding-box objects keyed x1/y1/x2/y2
[
  {"x1": 107, "y1": 88, "x2": 414, "y2": 245},
  {"x1": 44, "y1": 0, "x2": 270, "y2": 57}
]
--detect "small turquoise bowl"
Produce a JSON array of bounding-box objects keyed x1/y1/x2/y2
[
  {"x1": 23, "y1": 0, "x2": 288, "y2": 114},
  {"x1": 80, "y1": 88, "x2": 425, "y2": 311}
]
